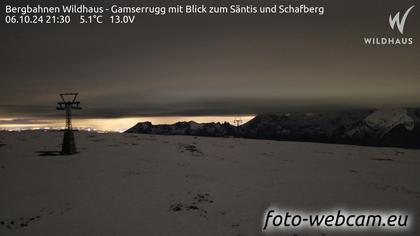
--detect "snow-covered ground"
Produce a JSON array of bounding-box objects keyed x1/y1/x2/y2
[{"x1": 0, "y1": 131, "x2": 419, "y2": 235}]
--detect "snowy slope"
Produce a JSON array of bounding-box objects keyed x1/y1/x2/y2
[{"x1": 1, "y1": 131, "x2": 420, "y2": 235}]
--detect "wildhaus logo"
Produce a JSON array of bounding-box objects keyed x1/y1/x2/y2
[
  {"x1": 389, "y1": 5, "x2": 415, "y2": 34},
  {"x1": 364, "y1": 5, "x2": 415, "y2": 45}
]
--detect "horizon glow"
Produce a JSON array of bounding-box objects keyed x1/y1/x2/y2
[{"x1": 0, "y1": 115, "x2": 255, "y2": 132}]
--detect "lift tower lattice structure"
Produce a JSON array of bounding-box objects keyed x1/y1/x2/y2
[
  {"x1": 233, "y1": 117, "x2": 243, "y2": 127},
  {"x1": 56, "y1": 93, "x2": 82, "y2": 155}
]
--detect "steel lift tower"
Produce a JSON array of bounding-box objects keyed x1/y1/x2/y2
[
  {"x1": 56, "y1": 93, "x2": 82, "y2": 155},
  {"x1": 233, "y1": 116, "x2": 243, "y2": 127}
]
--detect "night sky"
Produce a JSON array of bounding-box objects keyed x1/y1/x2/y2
[{"x1": 1, "y1": 0, "x2": 419, "y2": 130}]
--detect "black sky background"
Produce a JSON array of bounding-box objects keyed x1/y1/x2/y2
[{"x1": 1, "y1": 0, "x2": 419, "y2": 120}]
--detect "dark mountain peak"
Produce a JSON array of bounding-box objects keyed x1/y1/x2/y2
[{"x1": 126, "y1": 108, "x2": 420, "y2": 149}]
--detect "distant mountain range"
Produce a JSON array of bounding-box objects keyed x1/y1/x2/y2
[{"x1": 125, "y1": 108, "x2": 420, "y2": 149}]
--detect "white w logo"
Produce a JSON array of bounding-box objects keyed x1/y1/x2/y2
[{"x1": 389, "y1": 5, "x2": 415, "y2": 34}]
